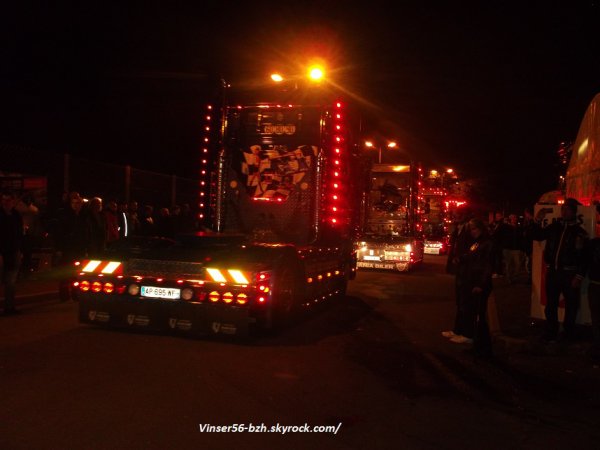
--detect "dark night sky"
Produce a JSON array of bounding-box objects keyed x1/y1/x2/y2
[{"x1": 2, "y1": 1, "x2": 600, "y2": 211}]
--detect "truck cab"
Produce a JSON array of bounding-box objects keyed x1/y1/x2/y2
[{"x1": 356, "y1": 163, "x2": 424, "y2": 272}]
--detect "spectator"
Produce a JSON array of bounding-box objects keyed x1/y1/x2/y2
[
  {"x1": 488, "y1": 211, "x2": 505, "y2": 277},
  {"x1": 0, "y1": 190, "x2": 24, "y2": 315},
  {"x1": 128, "y1": 200, "x2": 141, "y2": 236},
  {"x1": 117, "y1": 201, "x2": 128, "y2": 238},
  {"x1": 87, "y1": 197, "x2": 107, "y2": 256},
  {"x1": 583, "y1": 202, "x2": 600, "y2": 364},
  {"x1": 533, "y1": 198, "x2": 588, "y2": 343},
  {"x1": 55, "y1": 191, "x2": 90, "y2": 302},
  {"x1": 456, "y1": 218, "x2": 495, "y2": 358},
  {"x1": 521, "y1": 207, "x2": 535, "y2": 283},
  {"x1": 170, "y1": 204, "x2": 183, "y2": 234},
  {"x1": 156, "y1": 207, "x2": 174, "y2": 238},
  {"x1": 139, "y1": 204, "x2": 156, "y2": 236},
  {"x1": 442, "y1": 208, "x2": 474, "y2": 342},
  {"x1": 15, "y1": 193, "x2": 41, "y2": 277},
  {"x1": 496, "y1": 213, "x2": 523, "y2": 283},
  {"x1": 104, "y1": 199, "x2": 120, "y2": 245},
  {"x1": 179, "y1": 203, "x2": 198, "y2": 233}
]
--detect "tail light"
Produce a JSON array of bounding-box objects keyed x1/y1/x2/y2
[{"x1": 255, "y1": 271, "x2": 271, "y2": 304}]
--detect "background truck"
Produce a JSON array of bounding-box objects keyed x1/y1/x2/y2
[
  {"x1": 76, "y1": 72, "x2": 370, "y2": 336},
  {"x1": 421, "y1": 184, "x2": 450, "y2": 255},
  {"x1": 356, "y1": 162, "x2": 424, "y2": 272}
]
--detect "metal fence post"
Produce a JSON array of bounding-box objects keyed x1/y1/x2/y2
[
  {"x1": 125, "y1": 165, "x2": 131, "y2": 203},
  {"x1": 63, "y1": 153, "x2": 70, "y2": 194},
  {"x1": 171, "y1": 174, "x2": 176, "y2": 207}
]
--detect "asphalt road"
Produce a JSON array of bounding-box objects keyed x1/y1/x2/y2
[{"x1": 1, "y1": 256, "x2": 599, "y2": 450}]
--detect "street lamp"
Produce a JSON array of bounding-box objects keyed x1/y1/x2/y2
[{"x1": 365, "y1": 140, "x2": 398, "y2": 163}]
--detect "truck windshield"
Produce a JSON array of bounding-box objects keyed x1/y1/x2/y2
[{"x1": 365, "y1": 165, "x2": 415, "y2": 238}]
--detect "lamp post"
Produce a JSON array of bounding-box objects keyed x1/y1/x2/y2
[{"x1": 365, "y1": 140, "x2": 398, "y2": 164}]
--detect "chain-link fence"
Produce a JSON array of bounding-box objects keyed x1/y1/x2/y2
[{"x1": 1, "y1": 144, "x2": 200, "y2": 212}]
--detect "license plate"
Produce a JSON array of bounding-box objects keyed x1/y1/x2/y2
[
  {"x1": 363, "y1": 255, "x2": 381, "y2": 261},
  {"x1": 141, "y1": 286, "x2": 181, "y2": 300},
  {"x1": 384, "y1": 252, "x2": 408, "y2": 260},
  {"x1": 424, "y1": 248, "x2": 440, "y2": 254}
]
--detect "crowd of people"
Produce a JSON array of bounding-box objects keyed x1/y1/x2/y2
[
  {"x1": 442, "y1": 198, "x2": 600, "y2": 364},
  {"x1": 2, "y1": 188, "x2": 600, "y2": 364},
  {"x1": 1, "y1": 189, "x2": 200, "y2": 310}
]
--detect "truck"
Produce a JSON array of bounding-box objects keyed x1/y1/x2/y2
[
  {"x1": 356, "y1": 162, "x2": 424, "y2": 272},
  {"x1": 74, "y1": 70, "x2": 369, "y2": 337},
  {"x1": 421, "y1": 184, "x2": 450, "y2": 255}
]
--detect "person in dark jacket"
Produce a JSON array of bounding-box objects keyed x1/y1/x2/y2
[
  {"x1": 583, "y1": 202, "x2": 600, "y2": 363},
  {"x1": 55, "y1": 191, "x2": 90, "y2": 302},
  {"x1": 452, "y1": 218, "x2": 495, "y2": 357},
  {"x1": 0, "y1": 190, "x2": 24, "y2": 315},
  {"x1": 533, "y1": 198, "x2": 588, "y2": 342},
  {"x1": 442, "y1": 209, "x2": 474, "y2": 341},
  {"x1": 87, "y1": 197, "x2": 107, "y2": 257},
  {"x1": 521, "y1": 207, "x2": 535, "y2": 283},
  {"x1": 496, "y1": 213, "x2": 523, "y2": 283}
]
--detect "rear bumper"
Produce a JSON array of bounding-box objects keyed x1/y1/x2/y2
[{"x1": 78, "y1": 294, "x2": 252, "y2": 337}]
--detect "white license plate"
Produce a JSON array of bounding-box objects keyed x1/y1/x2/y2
[
  {"x1": 141, "y1": 286, "x2": 181, "y2": 300},
  {"x1": 384, "y1": 252, "x2": 408, "y2": 260},
  {"x1": 363, "y1": 255, "x2": 381, "y2": 261},
  {"x1": 424, "y1": 248, "x2": 440, "y2": 254}
]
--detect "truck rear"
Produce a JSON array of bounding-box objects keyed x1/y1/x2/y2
[
  {"x1": 356, "y1": 163, "x2": 424, "y2": 272},
  {"x1": 76, "y1": 75, "x2": 368, "y2": 337}
]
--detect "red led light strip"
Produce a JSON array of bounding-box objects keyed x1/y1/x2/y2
[
  {"x1": 199, "y1": 104, "x2": 212, "y2": 223},
  {"x1": 329, "y1": 101, "x2": 345, "y2": 226}
]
